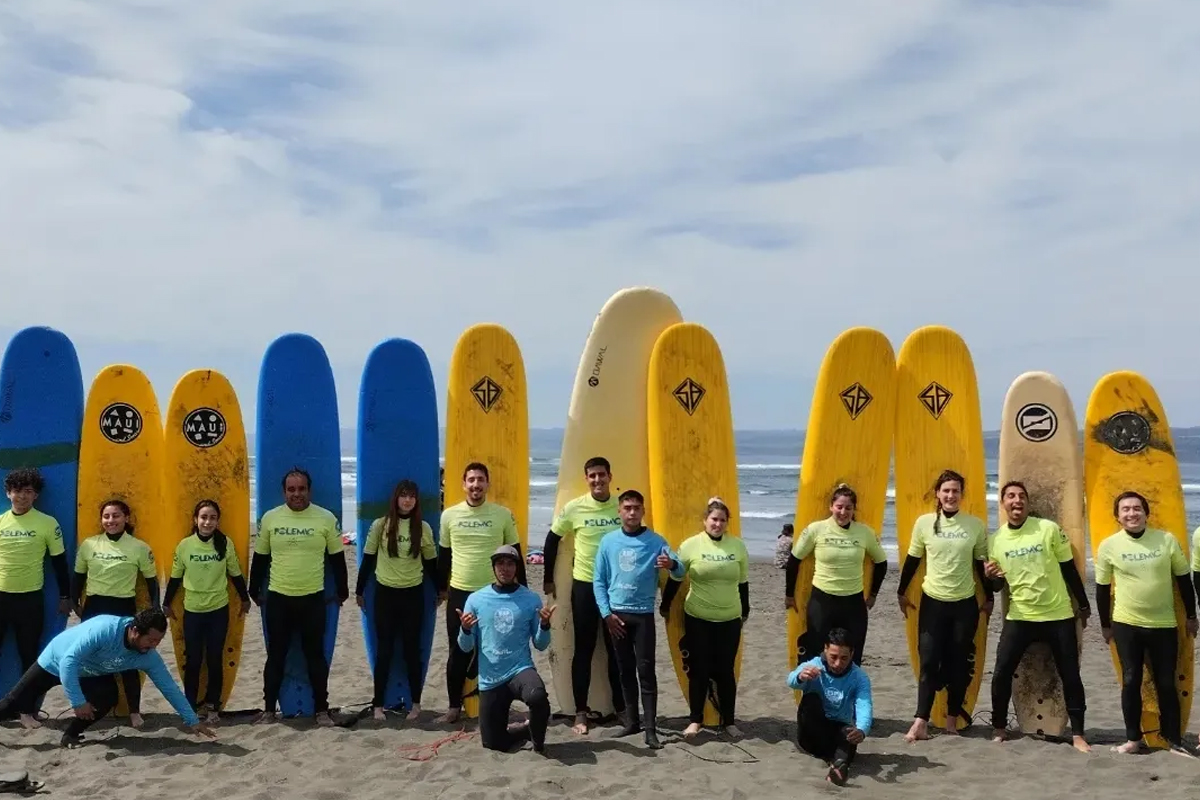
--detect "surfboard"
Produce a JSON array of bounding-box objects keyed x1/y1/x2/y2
[
  {"x1": 162, "y1": 369, "x2": 251, "y2": 710},
  {"x1": 547, "y1": 287, "x2": 682, "y2": 718},
  {"x1": 0, "y1": 327, "x2": 84, "y2": 701},
  {"x1": 256, "y1": 333, "x2": 343, "y2": 717},
  {"x1": 788, "y1": 327, "x2": 896, "y2": 700},
  {"x1": 356, "y1": 338, "x2": 440, "y2": 711},
  {"x1": 444, "y1": 323, "x2": 528, "y2": 718},
  {"x1": 1084, "y1": 370, "x2": 1191, "y2": 750},
  {"x1": 894, "y1": 325, "x2": 986, "y2": 730},
  {"x1": 997, "y1": 371, "x2": 1086, "y2": 737},
  {"x1": 646, "y1": 322, "x2": 740, "y2": 726},
  {"x1": 77, "y1": 364, "x2": 168, "y2": 716}
]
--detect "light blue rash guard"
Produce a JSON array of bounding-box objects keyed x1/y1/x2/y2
[
  {"x1": 592, "y1": 527, "x2": 684, "y2": 617},
  {"x1": 787, "y1": 655, "x2": 874, "y2": 735},
  {"x1": 456, "y1": 584, "x2": 551, "y2": 692},
  {"x1": 37, "y1": 615, "x2": 199, "y2": 726}
]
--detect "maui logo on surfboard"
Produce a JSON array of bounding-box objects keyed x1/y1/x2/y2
[
  {"x1": 183, "y1": 407, "x2": 227, "y2": 449},
  {"x1": 99, "y1": 402, "x2": 142, "y2": 444}
]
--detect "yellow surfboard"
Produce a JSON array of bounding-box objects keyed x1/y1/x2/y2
[
  {"x1": 77, "y1": 364, "x2": 168, "y2": 716},
  {"x1": 998, "y1": 371, "x2": 1086, "y2": 737},
  {"x1": 1084, "y1": 370, "x2": 1192, "y2": 750},
  {"x1": 894, "y1": 325, "x2": 986, "y2": 730},
  {"x1": 162, "y1": 369, "x2": 251, "y2": 710},
  {"x1": 788, "y1": 327, "x2": 896, "y2": 701},
  {"x1": 647, "y1": 322, "x2": 740, "y2": 726},
  {"x1": 548, "y1": 287, "x2": 682, "y2": 717},
  {"x1": 444, "y1": 323, "x2": 529, "y2": 718}
]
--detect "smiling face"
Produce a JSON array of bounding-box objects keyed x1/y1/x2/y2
[
  {"x1": 1001, "y1": 484, "x2": 1028, "y2": 525},
  {"x1": 586, "y1": 465, "x2": 611, "y2": 500},
  {"x1": 464, "y1": 469, "x2": 489, "y2": 505},
  {"x1": 1117, "y1": 496, "x2": 1147, "y2": 531},
  {"x1": 704, "y1": 507, "x2": 728, "y2": 536},
  {"x1": 830, "y1": 495, "x2": 855, "y2": 526},
  {"x1": 396, "y1": 491, "x2": 417, "y2": 514},
  {"x1": 101, "y1": 504, "x2": 128, "y2": 535},
  {"x1": 284, "y1": 473, "x2": 311, "y2": 511},
  {"x1": 937, "y1": 479, "x2": 962, "y2": 514},
  {"x1": 5, "y1": 486, "x2": 36, "y2": 515},
  {"x1": 195, "y1": 505, "x2": 220, "y2": 535}
]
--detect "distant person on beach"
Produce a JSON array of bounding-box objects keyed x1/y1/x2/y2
[
  {"x1": 456, "y1": 545, "x2": 554, "y2": 754},
  {"x1": 437, "y1": 462, "x2": 524, "y2": 724},
  {"x1": 897, "y1": 469, "x2": 992, "y2": 742},
  {"x1": 660, "y1": 496, "x2": 749, "y2": 739},
  {"x1": 787, "y1": 626, "x2": 873, "y2": 787},
  {"x1": 355, "y1": 479, "x2": 438, "y2": 721},
  {"x1": 0, "y1": 468, "x2": 71, "y2": 730},
  {"x1": 541, "y1": 456, "x2": 625, "y2": 735},
  {"x1": 0, "y1": 609, "x2": 216, "y2": 747},
  {"x1": 593, "y1": 489, "x2": 683, "y2": 749},
  {"x1": 785, "y1": 485, "x2": 887, "y2": 665},
  {"x1": 1095, "y1": 490, "x2": 1195, "y2": 756},
  {"x1": 774, "y1": 523, "x2": 793, "y2": 569},
  {"x1": 162, "y1": 499, "x2": 251, "y2": 722},
  {"x1": 72, "y1": 498, "x2": 159, "y2": 729},
  {"x1": 249, "y1": 468, "x2": 349, "y2": 727},
  {"x1": 984, "y1": 480, "x2": 1091, "y2": 753}
]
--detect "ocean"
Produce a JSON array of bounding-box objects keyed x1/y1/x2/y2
[{"x1": 245, "y1": 428, "x2": 1200, "y2": 560}]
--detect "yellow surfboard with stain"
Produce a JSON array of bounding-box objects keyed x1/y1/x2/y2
[
  {"x1": 162, "y1": 369, "x2": 251, "y2": 710},
  {"x1": 444, "y1": 323, "x2": 529, "y2": 718},
  {"x1": 788, "y1": 327, "x2": 896, "y2": 701},
  {"x1": 647, "y1": 322, "x2": 740, "y2": 726},
  {"x1": 77, "y1": 364, "x2": 168, "y2": 716},
  {"x1": 997, "y1": 371, "x2": 1086, "y2": 737},
  {"x1": 894, "y1": 326, "x2": 987, "y2": 730},
  {"x1": 1084, "y1": 370, "x2": 1191, "y2": 750}
]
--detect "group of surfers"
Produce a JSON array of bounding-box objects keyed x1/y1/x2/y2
[{"x1": 0, "y1": 459, "x2": 1197, "y2": 783}]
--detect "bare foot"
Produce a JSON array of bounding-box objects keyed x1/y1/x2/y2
[
  {"x1": 572, "y1": 712, "x2": 590, "y2": 735},
  {"x1": 437, "y1": 708, "x2": 461, "y2": 724},
  {"x1": 1071, "y1": 735, "x2": 1091, "y2": 753},
  {"x1": 18, "y1": 714, "x2": 42, "y2": 731},
  {"x1": 373, "y1": 707, "x2": 386, "y2": 722},
  {"x1": 991, "y1": 728, "x2": 1008, "y2": 743},
  {"x1": 724, "y1": 725, "x2": 742, "y2": 740},
  {"x1": 904, "y1": 718, "x2": 930, "y2": 743},
  {"x1": 1169, "y1": 743, "x2": 1195, "y2": 758},
  {"x1": 683, "y1": 722, "x2": 703, "y2": 738},
  {"x1": 1111, "y1": 740, "x2": 1141, "y2": 754},
  {"x1": 508, "y1": 719, "x2": 530, "y2": 734},
  {"x1": 253, "y1": 711, "x2": 277, "y2": 725},
  {"x1": 315, "y1": 712, "x2": 335, "y2": 727},
  {"x1": 943, "y1": 715, "x2": 961, "y2": 735},
  {"x1": 406, "y1": 704, "x2": 421, "y2": 722},
  {"x1": 205, "y1": 710, "x2": 219, "y2": 725},
  {"x1": 129, "y1": 713, "x2": 144, "y2": 729}
]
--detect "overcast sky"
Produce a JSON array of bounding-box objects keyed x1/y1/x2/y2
[{"x1": 3, "y1": 1, "x2": 1198, "y2": 432}]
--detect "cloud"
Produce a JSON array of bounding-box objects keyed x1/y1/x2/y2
[{"x1": 2, "y1": 0, "x2": 1199, "y2": 429}]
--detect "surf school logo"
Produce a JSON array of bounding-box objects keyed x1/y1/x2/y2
[
  {"x1": 183, "y1": 407, "x2": 227, "y2": 448},
  {"x1": 1101, "y1": 411, "x2": 1151, "y2": 455},
  {"x1": 588, "y1": 346, "x2": 607, "y2": 387},
  {"x1": 492, "y1": 606, "x2": 515, "y2": 635},
  {"x1": 1016, "y1": 403, "x2": 1057, "y2": 442},
  {"x1": 839, "y1": 383, "x2": 872, "y2": 420},
  {"x1": 618, "y1": 548, "x2": 638, "y2": 572},
  {"x1": 471, "y1": 376, "x2": 502, "y2": 413},
  {"x1": 918, "y1": 382, "x2": 952, "y2": 419},
  {"x1": 100, "y1": 402, "x2": 142, "y2": 444},
  {"x1": 673, "y1": 378, "x2": 705, "y2": 415}
]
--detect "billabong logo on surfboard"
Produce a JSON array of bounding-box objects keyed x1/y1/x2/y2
[
  {"x1": 839, "y1": 383, "x2": 872, "y2": 420},
  {"x1": 673, "y1": 378, "x2": 705, "y2": 415},
  {"x1": 100, "y1": 402, "x2": 142, "y2": 444},
  {"x1": 1101, "y1": 411, "x2": 1151, "y2": 455},
  {"x1": 183, "y1": 407, "x2": 227, "y2": 448},
  {"x1": 1016, "y1": 403, "x2": 1057, "y2": 442},
  {"x1": 918, "y1": 382, "x2": 952, "y2": 419},
  {"x1": 471, "y1": 376, "x2": 502, "y2": 413}
]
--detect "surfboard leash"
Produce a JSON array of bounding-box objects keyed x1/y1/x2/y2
[{"x1": 396, "y1": 728, "x2": 476, "y2": 761}]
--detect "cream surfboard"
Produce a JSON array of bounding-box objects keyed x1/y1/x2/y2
[
  {"x1": 547, "y1": 287, "x2": 682, "y2": 718},
  {"x1": 444, "y1": 323, "x2": 529, "y2": 719},
  {"x1": 894, "y1": 326, "x2": 986, "y2": 730},
  {"x1": 1084, "y1": 370, "x2": 1192, "y2": 750},
  {"x1": 162, "y1": 369, "x2": 251, "y2": 710},
  {"x1": 647, "y1": 322, "x2": 740, "y2": 726},
  {"x1": 997, "y1": 371, "x2": 1086, "y2": 737},
  {"x1": 788, "y1": 328, "x2": 896, "y2": 700},
  {"x1": 77, "y1": 365, "x2": 168, "y2": 717}
]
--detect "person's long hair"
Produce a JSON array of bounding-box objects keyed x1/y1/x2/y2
[
  {"x1": 191, "y1": 499, "x2": 228, "y2": 560},
  {"x1": 384, "y1": 479, "x2": 424, "y2": 558}
]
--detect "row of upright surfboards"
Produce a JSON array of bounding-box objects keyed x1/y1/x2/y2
[{"x1": 0, "y1": 292, "x2": 1185, "y2": 741}]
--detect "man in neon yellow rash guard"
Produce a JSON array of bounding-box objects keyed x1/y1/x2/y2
[
  {"x1": 984, "y1": 481, "x2": 1091, "y2": 753},
  {"x1": 541, "y1": 456, "x2": 624, "y2": 735}
]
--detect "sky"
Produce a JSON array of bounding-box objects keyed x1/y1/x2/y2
[{"x1": 3, "y1": 1, "x2": 1199, "y2": 432}]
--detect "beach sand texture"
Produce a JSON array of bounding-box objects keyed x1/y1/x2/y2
[{"x1": 3, "y1": 557, "x2": 1199, "y2": 799}]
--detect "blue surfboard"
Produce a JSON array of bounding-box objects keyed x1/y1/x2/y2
[
  {"x1": 356, "y1": 338, "x2": 440, "y2": 711},
  {"x1": 255, "y1": 332, "x2": 342, "y2": 717},
  {"x1": 0, "y1": 327, "x2": 84, "y2": 699}
]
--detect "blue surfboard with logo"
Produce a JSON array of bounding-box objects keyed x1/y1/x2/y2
[
  {"x1": 0, "y1": 327, "x2": 84, "y2": 699},
  {"x1": 255, "y1": 333, "x2": 342, "y2": 717},
  {"x1": 356, "y1": 338, "x2": 440, "y2": 710}
]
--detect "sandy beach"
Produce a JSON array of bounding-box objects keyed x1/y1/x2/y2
[{"x1": 3, "y1": 554, "x2": 1199, "y2": 799}]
